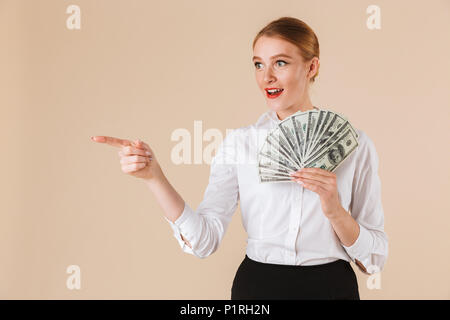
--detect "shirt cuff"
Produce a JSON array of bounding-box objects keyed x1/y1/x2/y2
[
  {"x1": 342, "y1": 222, "x2": 373, "y2": 264},
  {"x1": 164, "y1": 202, "x2": 203, "y2": 256}
]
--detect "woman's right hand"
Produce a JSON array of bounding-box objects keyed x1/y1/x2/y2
[{"x1": 91, "y1": 136, "x2": 163, "y2": 182}]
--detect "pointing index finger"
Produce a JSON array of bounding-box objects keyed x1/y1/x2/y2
[{"x1": 91, "y1": 136, "x2": 133, "y2": 148}]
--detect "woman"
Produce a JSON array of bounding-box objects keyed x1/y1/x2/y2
[{"x1": 91, "y1": 17, "x2": 388, "y2": 300}]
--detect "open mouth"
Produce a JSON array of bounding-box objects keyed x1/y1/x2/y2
[{"x1": 266, "y1": 88, "x2": 284, "y2": 98}]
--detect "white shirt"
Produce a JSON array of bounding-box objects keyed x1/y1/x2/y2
[{"x1": 165, "y1": 108, "x2": 388, "y2": 274}]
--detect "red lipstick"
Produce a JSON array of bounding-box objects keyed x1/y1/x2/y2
[{"x1": 265, "y1": 87, "x2": 284, "y2": 99}]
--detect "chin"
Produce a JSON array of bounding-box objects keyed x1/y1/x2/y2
[{"x1": 267, "y1": 103, "x2": 287, "y2": 112}]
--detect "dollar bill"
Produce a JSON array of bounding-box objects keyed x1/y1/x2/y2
[
  {"x1": 290, "y1": 112, "x2": 309, "y2": 162},
  {"x1": 304, "y1": 113, "x2": 348, "y2": 162},
  {"x1": 304, "y1": 128, "x2": 359, "y2": 171},
  {"x1": 303, "y1": 110, "x2": 319, "y2": 160},
  {"x1": 266, "y1": 126, "x2": 302, "y2": 167},
  {"x1": 259, "y1": 175, "x2": 294, "y2": 183},
  {"x1": 258, "y1": 164, "x2": 293, "y2": 177},
  {"x1": 306, "y1": 110, "x2": 330, "y2": 158},
  {"x1": 258, "y1": 153, "x2": 296, "y2": 173},
  {"x1": 257, "y1": 109, "x2": 359, "y2": 183},
  {"x1": 278, "y1": 117, "x2": 304, "y2": 165},
  {"x1": 258, "y1": 142, "x2": 298, "y2": 172},
  {"x1": 308, "y1": 110, "x2": 358, "y2": 158}
]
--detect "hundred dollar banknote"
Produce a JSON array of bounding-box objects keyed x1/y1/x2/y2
[{"x1": 257, "y1": 109, "x2": 359, "y2": 183}]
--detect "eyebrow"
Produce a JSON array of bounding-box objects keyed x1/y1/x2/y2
[{"x1": 252, "y1": 53, "x2": 293, "y2": 61}]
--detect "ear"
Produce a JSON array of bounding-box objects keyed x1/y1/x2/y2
[{"x1": 308, "y1": 57, "x2": 319, "y2": 80}]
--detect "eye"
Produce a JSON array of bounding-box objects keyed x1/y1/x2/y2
[
  {"x1": 254, "y1": 60, "x2": 288, "y2": 69},
  {"x1": 254, "y1": 62, "x2": 262, "y2": 69}
]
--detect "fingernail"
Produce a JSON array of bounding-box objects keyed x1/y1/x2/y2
[
  {"x1": 146, "y1": 151, "x2": 151, "y2": 156},
  {"x1": 296, "y1": 180, "x2": 303, "y2": 185}
]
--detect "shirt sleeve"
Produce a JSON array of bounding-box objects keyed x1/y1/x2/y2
[
  {"x1": 164, "y1": 129, "x2": 240, "y2": 259},
  {"x1": 342, "y1": 131, "x2": 389, "y2": 274}
]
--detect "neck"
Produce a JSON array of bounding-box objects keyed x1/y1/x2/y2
[{"x1": 275, "y1": 102, "x2": 316, "y2": 121}]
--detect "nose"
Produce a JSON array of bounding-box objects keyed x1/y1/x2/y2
[{"x1": 263, "y1": 66, "x2": 276, "y2": 84}]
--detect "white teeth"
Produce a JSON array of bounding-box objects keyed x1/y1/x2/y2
[{"x1": 268, "y1": 89, "x2": 283, "y2": 94}]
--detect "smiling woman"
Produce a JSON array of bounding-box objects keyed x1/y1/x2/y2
[
  {"x1": 252, "y1": 17, "x2": 321, "y2": 121},
  {"x1": 92, "y1": 16, "x2": 387, "y2": 301},
  {"x1": 226, "y1": 16, "x2": 387, "y2": 300},
  {"x1": 253, "y1": 18, "x2": 320, "y2": 82}
]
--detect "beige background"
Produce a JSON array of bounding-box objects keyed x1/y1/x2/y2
[{"x1": 1, "y1": 0, "x2": 449, "y2": 299}]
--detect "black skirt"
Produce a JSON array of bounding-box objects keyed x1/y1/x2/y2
[{"x1": 231, "y1": 254, "x2": 360, "y2": 300}]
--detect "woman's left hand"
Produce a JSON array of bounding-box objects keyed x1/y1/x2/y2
[{"x1": 290, "y1": 167, "x2": 343, "y2": 220}]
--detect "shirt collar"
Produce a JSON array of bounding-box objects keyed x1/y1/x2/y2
[
  {"x1": 262, "y1": 107, "x2": 320, "y2": 125},
  {"x1": 266, "y1": 109, "x2": 281, "y2": 124}
]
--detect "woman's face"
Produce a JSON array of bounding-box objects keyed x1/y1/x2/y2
[{"x1": 253, "y1": 36, "x2": 318, "y2": 118}]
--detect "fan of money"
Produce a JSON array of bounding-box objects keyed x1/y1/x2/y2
[{"x1": 258, "y1": 109, "x2": 359, "y2": 183}]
